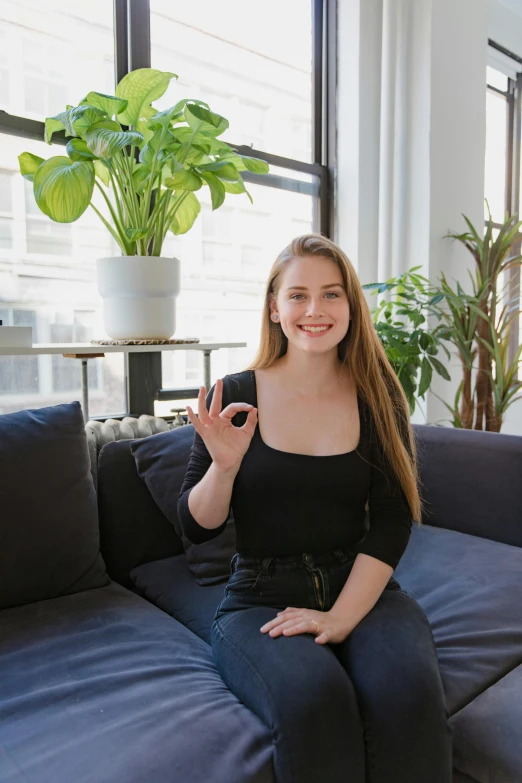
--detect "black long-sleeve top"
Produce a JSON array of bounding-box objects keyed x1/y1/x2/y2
[{"x1": 177, "y1": 370, "x2": 412, "y2": 570}]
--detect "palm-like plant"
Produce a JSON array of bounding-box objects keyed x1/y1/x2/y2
[{"x1": 443, "y1": 205, "x2": 522, "y2": 431}]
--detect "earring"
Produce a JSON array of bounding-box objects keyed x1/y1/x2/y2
[{"x1": 272, "y1": 313, "x2": 279, "y2": 322}]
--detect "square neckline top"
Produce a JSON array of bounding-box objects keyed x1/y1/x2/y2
[{"x1": 250, "y1": 369, "x2": 368, "y2": 459}]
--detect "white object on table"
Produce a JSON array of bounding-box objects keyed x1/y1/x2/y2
[{"x1": 0, "y1": 326, "x2": 32, "y2": 348}]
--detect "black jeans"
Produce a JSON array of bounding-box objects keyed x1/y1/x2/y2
[{"x1": 211, "y1": 546, "x2": 452, "y2": 783}]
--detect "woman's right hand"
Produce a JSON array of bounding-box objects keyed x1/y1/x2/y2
[{"x1": 186, "y1": 378, "x2": 258, "y2": 472}]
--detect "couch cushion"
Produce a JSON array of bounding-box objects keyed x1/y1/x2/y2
[
  {"x1": 97, "y1": 439, "x2": 184, "y2": 589},
  {"x1": 450, "y1": 664, "x2": 522, "y2": 783},
  {"x1": 413, "y1": 424, "x2": 522, "y2": 547},
  {"x1": 394, "y1": 524, "x2": 522, "y2": 716},
  {"x1": 0, "y1": 581, "x2": 272, "y2": 783},
  {"x1": 131, "y1": 553, "x2": 228, "y2": 644},
  {"x1": 0, "y1": 401, "x2": 109, "y2": 610},
  {"x1": 130, "y1": 424, "x2": 236, "y2": 585}
]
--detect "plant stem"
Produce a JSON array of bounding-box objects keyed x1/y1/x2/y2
[
  {"x1": 163, "y1": 190, "x2": 190, "y2": 243},
  {"x1": 89, "y1": 202, "x2": 126, "y2": 252},
  {"x1": 93, "y1": 181, "x2": 132, "y2": 254}
]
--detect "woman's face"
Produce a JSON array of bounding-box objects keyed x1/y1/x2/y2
[{"x1": 270, "y1": 255, "x2": 350, "y2": 354}]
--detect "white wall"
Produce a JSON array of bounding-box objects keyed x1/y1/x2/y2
[
  {"x1": 427, "y1": 0, "x2": 489, "y2": 426},
  {"x1": 336, "y1": 0, "x2": 522, "y2": 434}
]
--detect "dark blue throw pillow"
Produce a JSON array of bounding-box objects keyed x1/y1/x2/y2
[
  {"x1": 0, "y1": 401, "x2": 110, "y2": 610},
  {"x1": 130, "y1": 424, "x2": 235, "y2": 585}
]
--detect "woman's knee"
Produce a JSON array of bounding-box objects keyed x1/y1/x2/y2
[
  {"x1": 336, "y1": 590, "x2": 447, "y2": 711},
  {"x1": 211, "y1": 609, "x2": 363, "y2": 725}
]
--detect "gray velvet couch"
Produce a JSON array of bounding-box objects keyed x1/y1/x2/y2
[{"x1": 1, "y1": 401, "x2": 521, "y2": 783}]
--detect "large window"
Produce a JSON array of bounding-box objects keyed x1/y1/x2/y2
[
  {"x1": 485, "y1": 43, "x2": 522, "y2": 370},
  {"x1": 0, "y1": 0, "x2": 333, "y2": 418}
]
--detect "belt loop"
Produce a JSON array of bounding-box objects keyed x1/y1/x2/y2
[
  {"x1": 261, "y1": 556, "x2": 273, "y2": 575},
  {"x1": 333, "y1": 548, "x2": 349, "y2": 565},
  {"x1": 230, "y1": 552, "x2": 239, "y2": 574}
]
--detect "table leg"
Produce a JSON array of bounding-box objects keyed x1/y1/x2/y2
[
  {"x1": 81, "y1": 359, "x2": 89, "y2": 422},
  {"x1": 126, "y1": 351, "x2": 162, "y2": 416},
  {"x1": 203, "y1": 350, "x2": 212, "y2": 391}
]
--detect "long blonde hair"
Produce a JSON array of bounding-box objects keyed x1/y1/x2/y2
[{"x1": 244, "y1": 233, "x2": 422, "y2": 525}]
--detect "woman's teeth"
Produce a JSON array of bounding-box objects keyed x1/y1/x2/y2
[{"x1": 298, "y1": 325, "x2": 332, "y2": 333}]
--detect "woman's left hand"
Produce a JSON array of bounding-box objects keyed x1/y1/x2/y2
[{"x1": 260, "y1": 608, "x2": 353, "y2": 645}]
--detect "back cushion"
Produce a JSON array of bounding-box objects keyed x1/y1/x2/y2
[
  {"x1": 414, "y1": 424, "x2": 522, "y2": 548},
  {"x1": 97, "y1": 439, "x2": 184, "y2": 588},
  {"x1": 0, "y1": 402, "x2": 110, "y2": 610}
]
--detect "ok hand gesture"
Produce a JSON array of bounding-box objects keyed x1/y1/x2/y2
[{"x1": 186, "y1": 378, "x2": 258, "y2": 472}]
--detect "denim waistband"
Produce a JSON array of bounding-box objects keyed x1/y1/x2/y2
[{"x1": 232, "y1": 544, "x2": 358, "y2": 573}]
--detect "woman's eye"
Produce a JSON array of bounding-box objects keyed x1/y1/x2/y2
[{"x1": 290, "y1": 293, "x2": 339, "y2": 300}]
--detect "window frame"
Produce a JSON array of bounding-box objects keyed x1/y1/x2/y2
[
  {"x1": 487, "y1": 40, "x2": 522, "y2": 379},
  {"x1": 0, "y1": 0, "x2": 336, "y2": 417}
]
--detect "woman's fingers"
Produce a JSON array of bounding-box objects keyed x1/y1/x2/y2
[
  {"x1": 196, "y1": 385, "x2": 212, "y2": 426},
  {"x1": 220, "y1": 402, "x2": 256, "y2": 420},
  {"x1": 208, "y1": 377, "x2": 222, "y2": 419},
  {"x1": 185, "y1": 405, "x2": 203, "y2": 436}
]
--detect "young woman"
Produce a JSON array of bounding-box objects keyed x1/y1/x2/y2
[{"x1": 177, "y1": 234, "x2": 452, "y2": 783}]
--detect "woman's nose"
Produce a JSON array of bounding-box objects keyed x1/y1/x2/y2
[{"x1": 305, "y1": 299, "x2": 326, "y2": 316}]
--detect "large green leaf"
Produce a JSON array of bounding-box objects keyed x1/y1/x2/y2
[
  {"x1": 52, "y1": 105, "x2": 107, "y2": 137},
  {"x1": 147, "y1": 100, "x2": 191, "y2": 130},
  {"x1": 429, "y1": 356, "x2": 451, "y2": 381},
  {"x1": 170, "y1": 192, "x2": 201, "y2": 235},
  {"x1": 33, "y1": 156, "x2": 95, "y2": 222},
  {"x1": 132, "y1": 163, "x2": 152, "y2": 194},
  {"x1": 94, "y1": 160, "x2": 110, "y2": 186},
  {"x1": 222, "y1": 175, "x2": 253, "y2": 204},
  {"x1": 86, "y1": 124, "x2": 144, "y2": 160},
  {"x1": 240, "y1": 155, "x2": 269, "y2": 174},
  {"x1": 80, "y1": 91, "x2": 128, "y2": 117},
  {"x1": 18, "y1": 152, "x2": 45, "y2": 182},
  {"x1": 198, "y1": 160, "x2": 239, "y2": 181},
  {"x1": 184, "y1": 103, "x2": 229, "y2": 137},
  {"x1": 116, "y1": 68, "x2": 177, "y2": 127},
  {"x1": 418, "y1": 357, "x2": 433, "y2": 396},
  {"x1": 44, "y1": 116, "x2": 65, "y2": 144},
  {"x1": 66, "y1": 138, "x2": 97, "y2": 161},
  {"x1": 164, "y1": 168, "x2": 202, "y2": 191},
  {"x1": 199, "y1": 170, "x2": 225, "y2": 210},
  {"x1": 176, "y1": 142, "x2": 212, "y2": 166}
]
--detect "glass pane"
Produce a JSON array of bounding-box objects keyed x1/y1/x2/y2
[
  {"x1": 158, "y1": 170, "x2": 316, "y2": 415},
  {"x1": 150, "y1": 0, "x2": 313, "y2": 162},
  {"x1": 0, "y1": 1, "x2": 114, "y2": 120},
  {"x1": 485, "y1": 90, "x2": 508, "y2": 223},
  {"x1": 0, "y1": 134, "x2": 126, "y2": 417},
  {"x1": 486, "y1": 66, "x2": 508, "y2": 92}
]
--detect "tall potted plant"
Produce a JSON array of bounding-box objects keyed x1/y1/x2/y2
[
  {"x1": 440, "y1": 206, "x2": 522, "y2": 431},
  {"x1": 18, "y1": 68, "x2": 269, "y2": 340}
]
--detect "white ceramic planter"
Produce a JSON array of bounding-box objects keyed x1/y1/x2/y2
[{"x1": 97, "y1": 256, "x2": 180, "y2": 340}]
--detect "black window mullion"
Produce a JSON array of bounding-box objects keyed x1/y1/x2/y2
[
  {"x1": 128, "y1": 0, "x2": 151, "y2": 71},
  {"x1": 113, "y1": 0, "x2": 129, "y2": 85}
]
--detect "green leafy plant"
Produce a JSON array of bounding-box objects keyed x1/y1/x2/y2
[
  {"x1": 440, "y1": 205, "x2": 522, "y2": 431},
  {"x1": 363, "y1": 267, "x2": 453, "y2": 415},
  {"x1": 18, "y1": 68, "x2": 269, "y2": 256}
]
